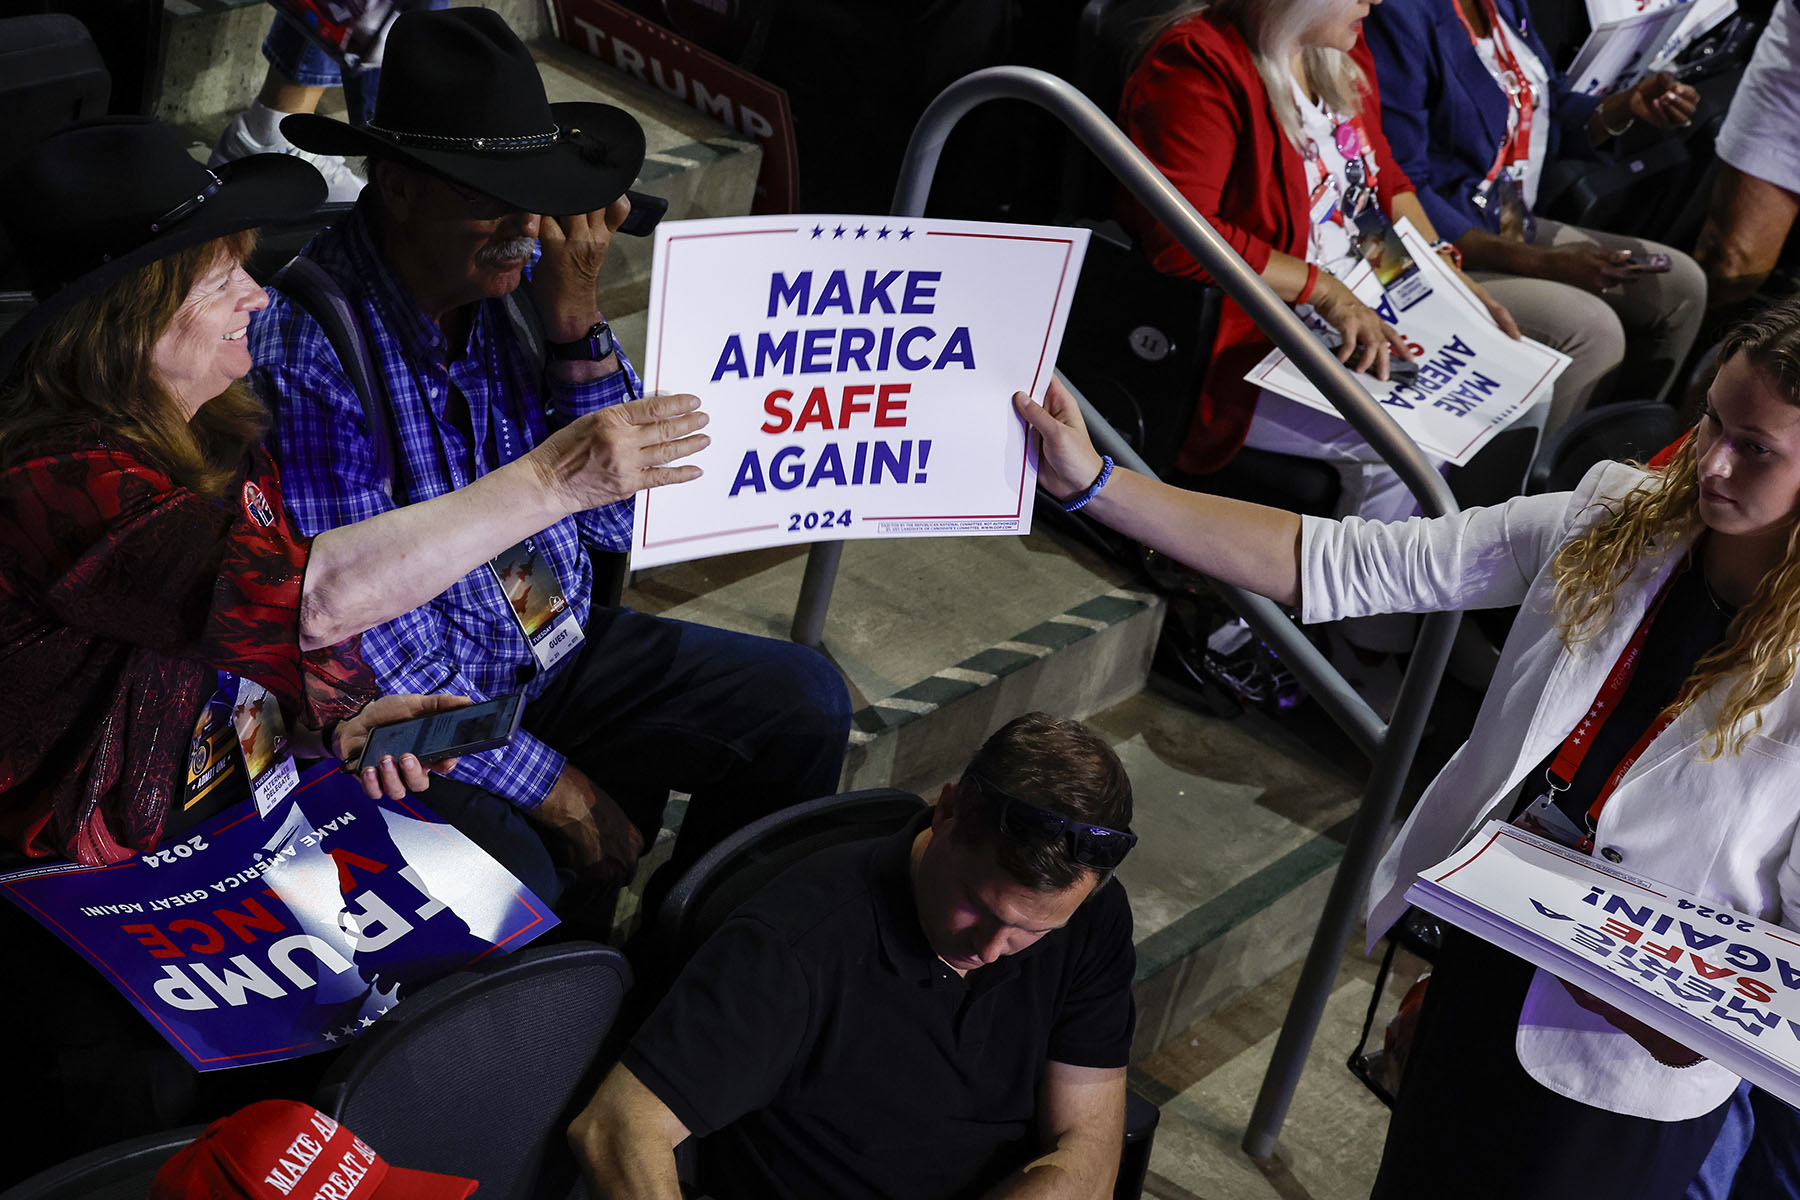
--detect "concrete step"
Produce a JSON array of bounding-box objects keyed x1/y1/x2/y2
[
  {"x1": 617, "y1": 523, "x2": 1364, "y2": 1063},
  {"x1": 622, "y1": 530, "x2": 1165, "y2": 800},
  {"x1": 1090, "y1": 690, "x2": 1363, "y2": 1064},
  {"x1": 155, "y1": 0, "x2": 761, "y2": 347}
]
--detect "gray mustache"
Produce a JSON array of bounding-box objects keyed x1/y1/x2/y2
[{"x1": 475, "y1": 237, "x2": 539, "y2": 266}]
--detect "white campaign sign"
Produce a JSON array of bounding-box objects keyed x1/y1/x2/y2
[
  {"x1": 1657, "y1": 0, "x2": 1737, "y2": 67},
  {"x1": 629, "y1": 215, "x2": 1086, "y2": 568},
  {"x1": 1587, "y1": 0, "x2": 1680, "y2": 28},
  {"x1": 1409, "y1": 822, "x2": 1800, "y2": 1108},
  {"x1": 1568, "y1": 4, "x2": 1695, "y2": 95},
  {"x1": 1244, "y1": 219, "x2": 1569, "y2": 466}
]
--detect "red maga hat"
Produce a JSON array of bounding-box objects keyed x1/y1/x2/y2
[{"x1": 150, "y1": 1100, "x2": 478, "y2": 1200}]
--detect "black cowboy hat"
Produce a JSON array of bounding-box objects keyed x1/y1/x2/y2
[
  {"x1": 283, "y1": 8, "x2": 646, "y2": 216},
  {"x1": 0, "y1": 116, "x2": 325, "y2": 377}
]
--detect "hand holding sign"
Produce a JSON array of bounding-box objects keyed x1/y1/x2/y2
[
  {"x1": 1014, "y1": 378, "x2": 1104, "y2": 503},
  {"x1": 1248, "y1": 218, "x2": 1569, "y2": 466},
  {"x1": 1309, "y1": 273, "x2": 1413, "y2": 380},
  {"x1": 532, "y1": 392, "x2": 710, "y2": 511}
]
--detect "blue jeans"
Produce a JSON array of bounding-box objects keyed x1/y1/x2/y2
[
  {"x1": 260, "y1": 1, "x2": 448, "y2": 127},
  {"x1": 412, "y1": 608, "x2": 851, "y2": 906},
  {"x1": 1687, "y1": 1081, "x2": 1800, "y2": 1200},
  {"x1": 525, "y1": 607, "x2": 852, "y2": 877}
]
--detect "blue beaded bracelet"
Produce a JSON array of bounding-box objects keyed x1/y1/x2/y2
[{"x1": 1063, "y1": 455, "x2": 1114, "y2": 512}]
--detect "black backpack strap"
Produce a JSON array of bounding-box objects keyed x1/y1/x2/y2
[
  {"x1": 502, "y1": 286, "x2": 546, "y2": 371},
  {"x1": 269, "y1": 255, "x2": 401, "y2": 499}
]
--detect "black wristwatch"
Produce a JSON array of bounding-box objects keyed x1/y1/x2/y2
[{"x1": 545, "y1": 319, "x2": 617, "y2": 362}]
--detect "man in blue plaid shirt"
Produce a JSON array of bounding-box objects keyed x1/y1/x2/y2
[{"x1": 250, "y1": 10, "x2": 850, "y2": 905}]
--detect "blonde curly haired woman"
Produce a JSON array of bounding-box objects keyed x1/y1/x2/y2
[{"x1": 1014, "y1": 297, "x2": 1800, "y2": 1197}]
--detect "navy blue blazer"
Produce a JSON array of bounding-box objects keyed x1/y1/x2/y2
[{"x1": 1363, "y1": 0, "x2": 1600, "y2": 241}]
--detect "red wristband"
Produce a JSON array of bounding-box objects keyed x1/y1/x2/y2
[{"x1": 1295, "y1": 263, "x2": 1320, "y2": 306}]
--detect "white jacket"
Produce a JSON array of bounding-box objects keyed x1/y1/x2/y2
[{"x1": 1301, "y1": 460, "x2": 1800, "y2": 1119}]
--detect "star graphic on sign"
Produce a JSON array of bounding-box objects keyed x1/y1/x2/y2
[
  {"x1": 833, "y1": 224, "x2": 846, "y2": 239},
  {"x1": 877, "y1": 226, "x2": 891, "y2": 239},
  {"x1": 855, "y1": 225, "x2": 868, "y2": 239},
  {"x1": 323, "y1": 1030, "x2": 339, "y2": 1043},
  {"x1": 811, "y1": 224, "x2": 824, "y2": 239},
  {"x1": 899, "y1": 227, "x2": 914, "y2": 241},
  {"x1": 359, "y1": 1015, "x2": 376, "y2": 1028},
  {"x1": 340, "y1": 1025, "x2": 358, "y2": 1038}
]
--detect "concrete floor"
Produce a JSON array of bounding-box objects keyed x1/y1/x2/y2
[
  {"x1": 1136, "y1": 950, "x2": 1401, "y2": 1200},
  {"x1": 1089, "y1": 687, "x2": 1420, "y2": 1200}
]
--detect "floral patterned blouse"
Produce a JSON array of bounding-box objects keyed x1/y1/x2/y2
[{"x1": 0, "y1": 425, "x2": 375, "y2": 864}]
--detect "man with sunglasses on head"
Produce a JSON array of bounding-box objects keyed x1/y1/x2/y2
[
  {"x1": 570, "y1": 711, "x2": 1138, "y2": 1200},
  {"x1": 249, "y1": 8, "x2": 850, "y2": 906}
]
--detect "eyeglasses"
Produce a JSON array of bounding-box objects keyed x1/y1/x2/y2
[
  {"x1": 964, "y1": 774, "x2": 1137, "y2": 870},
  {"x1": 438, "y1": 176, "x2": 524, "y2": 222},
  {"x1": 150, "y1": 170, "x2": 223, "y2": 234}
]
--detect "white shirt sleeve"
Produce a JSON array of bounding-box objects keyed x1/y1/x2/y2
[{"x1": 1298, "y1": 461, "x2": 1647, "y2": 623}]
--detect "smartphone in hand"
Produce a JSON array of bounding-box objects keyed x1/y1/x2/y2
[
  {"x1": 617, "y1": 190, "x2": 669, "y2": 237},
  {"x1": 1385, "y1": 358, "x2": 1420, "y2": 386},
  {"x1": 352, "y1": 694, "x2": 526, "y2": 772},
  {"x1": 1623, "y1": 253, "x2": 1672, "y2": 273}
]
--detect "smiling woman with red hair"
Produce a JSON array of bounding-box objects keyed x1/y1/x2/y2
[{"x1": 0, "y1": 118, "x2": 707, "y2": 869}]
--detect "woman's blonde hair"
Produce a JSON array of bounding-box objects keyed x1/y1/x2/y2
[
  {"x1": 0, "y1": 230, "x2": 267, "y2": 499},
  {"x1": 1550, "y1": 295, "x2": 1800, "y2": 757},
  {"x1": 1143, "y1": 0, "x2": 1367, "y2": 145}
]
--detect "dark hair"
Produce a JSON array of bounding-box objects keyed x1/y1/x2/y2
[
  {"x1": 952, "y1": 712, "x2": 1133, "y2": 891},
  {"x1": 0, "y1": 231, "x2": 267, "y2": 499}
]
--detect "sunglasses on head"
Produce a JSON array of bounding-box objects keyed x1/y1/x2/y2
[{"x1": 964, "y1": 774, "x2": 1137, "y2": 870}]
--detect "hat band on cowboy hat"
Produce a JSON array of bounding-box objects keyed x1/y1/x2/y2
[
  {"x1": 282, "y1": 7, "x2": 646, "y2": 217},
  {"x1": 359, "y1": 122, "x2": 564, "y2": 153}
]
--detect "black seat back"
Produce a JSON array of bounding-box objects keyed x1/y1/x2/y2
[
  {"x1": 652, "y1": 788, "x2": 928, "y2": 964},
  {"x1": 0, "y1": 1125, "x2": 202, "y2": 1200},
  {"x1": 1531, "y1": 400, "x2": 1682, "y2": 494},
  {"x1": 316, "y1": 940, "x2": 632, "y2": 1200},
  {"x1": 0, "y1": 15, "x2": 110, "y2": 313}
]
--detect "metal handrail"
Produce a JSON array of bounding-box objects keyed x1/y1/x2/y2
[{"x1": 788, "y1": 64, "x2": 1464, "y2": 1158}]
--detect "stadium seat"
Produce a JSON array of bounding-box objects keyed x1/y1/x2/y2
[
  {"x1": 316, "y1": 940, "x2": 633, "y2": 1200},
  {"x1": 0, "y1": 1125, "x2": 203, "y2": 1200},
  {"x1": 1530, "y1": 399, "x2": 1684, "y2": 494},
  {"x1": 649, "y1": 788, "x2": 929, "y2": 968}
]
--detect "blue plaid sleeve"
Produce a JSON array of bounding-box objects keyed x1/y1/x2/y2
[
  {"x1": 252, "y1": 297, "x2": 564, "y2": 808},
  {"x1": 548, "y1": 343, "x2": 639, "y2": 553}
]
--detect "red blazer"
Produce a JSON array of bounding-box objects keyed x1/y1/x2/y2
[{"x1": 1119, "y1": 13, "x2": 1413, "y2": 473}]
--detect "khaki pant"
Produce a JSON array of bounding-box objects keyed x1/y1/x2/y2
[{"x1": 1470, "y1": 217, "x2": 1707, "y2": 428}]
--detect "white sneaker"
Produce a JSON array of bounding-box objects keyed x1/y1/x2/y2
[{"x1": 209, "y1": 108, "x2": 366, "y2": 204}]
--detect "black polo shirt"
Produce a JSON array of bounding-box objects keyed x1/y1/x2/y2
[{"x1": 621, "y1": 811, "x2": 1137, "y2": 1200}]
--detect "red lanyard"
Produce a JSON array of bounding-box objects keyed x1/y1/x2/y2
[
  {"x1": 1299, "y1": 109, "x2": 1378, "y2": 224},
  {"x1": 1454, "y1": 0, "x2": 1537, "y2": 188},
  {"x1": 1541, "y1": 573, "x2": 1681, "y2": 853}
]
